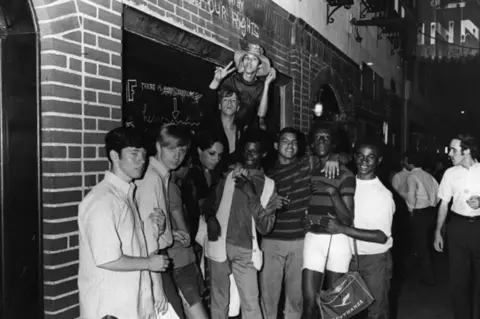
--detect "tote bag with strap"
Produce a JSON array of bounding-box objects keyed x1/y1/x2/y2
[{"x1": 317, "y1": 236, "x2": 374, "y2": 319}]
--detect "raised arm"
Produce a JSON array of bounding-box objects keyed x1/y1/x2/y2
[{"x1": 257, "y1": 68, "x2": 276, "y2": 119}]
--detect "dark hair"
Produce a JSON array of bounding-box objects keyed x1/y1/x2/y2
[
  {"x1": 105, "y1": 127, "x2": 144, "y2": 163},
  {"x1": 196, "y1": 129, "x2": 225, "y2": 151},
  {"x1": 218, "y1": 88, "x2": 237, "y2": 102},
  {"x1": 157, "y1": 123, "x2": 191, "y2": 148},
  {"x1": 354, "y1": 137, "x2": 384, "y2": 158},
  {"x1": 308, "y1": 120, "x2": 336, "y2": 145},
  {"x1": 278, "y1": 127, "x2": 299, "y2": 142},
  {"x1": 456, "y1": 134, "x2": 478, "y2": 159},
  {"x1": 406, "y1": 152, "x2": 424, "y2": 167},
  {"x1": 242, "y1": 129, "x2": 270, "y2": 153}
]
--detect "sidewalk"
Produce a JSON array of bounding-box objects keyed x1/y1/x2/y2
[{"x1": 396, "y1": 253, "x2": 453, "y2": 319}]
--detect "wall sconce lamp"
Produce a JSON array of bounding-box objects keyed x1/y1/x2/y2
[
  {"x1": 350, "y1": 18, "x2": 363, "y2": 43},
  {"x1": 313, "y1": 102, "x2": 323, "y2": 117}
]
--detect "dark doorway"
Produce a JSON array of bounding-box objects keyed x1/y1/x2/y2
[
  {"x1": 0, "y1": 1, "x2": 42, "y2": 318},
  {"x1": 122, "y1": 29, "x2": 285, "y2": 153}
]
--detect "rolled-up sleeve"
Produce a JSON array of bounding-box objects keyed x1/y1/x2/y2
[{"x1": 84, "y1": 200, "x2": 122, "y2": 266}]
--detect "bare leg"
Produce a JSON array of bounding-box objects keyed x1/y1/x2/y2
[{"x1": 301, "y1": 268, "x2": 323, "y2": 319}]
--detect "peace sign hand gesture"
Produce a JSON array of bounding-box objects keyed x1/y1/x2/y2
[{"x1": 213, "y1": 61, "x2": 236, "y2": 83}]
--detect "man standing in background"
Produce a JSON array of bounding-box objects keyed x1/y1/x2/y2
[
  {"x1": 403, "y1": 152, "x2": 439, "y2": 286},
  {"x1": 434, "y1": 134, "x2": 480, "y2": 319}
]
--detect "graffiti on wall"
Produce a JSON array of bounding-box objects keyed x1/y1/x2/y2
[
  {"x1": 184, "y1": 0, "x2": 260, "y2": 39},
  {"x1": 124, "y1": 79, "x2": 203, "y2": 132}
]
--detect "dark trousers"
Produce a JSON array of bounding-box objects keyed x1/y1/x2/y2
[
  {"x1": 412, "y1": 207, "x2": 437, "y2": 283},
  {"x1": 447, "y1": 213, "x2": 480, "y2": 319},
  {"x1": 162, "y1": 271, "x2": 186, "y2": 319},
  {"x1": 351, "y1": 251, "x2": 393, "y2": 319}
]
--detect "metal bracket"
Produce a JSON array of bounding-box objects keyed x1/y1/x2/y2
[{"x1": 326, "y1": 2, "x2": 352, "y2": 25}]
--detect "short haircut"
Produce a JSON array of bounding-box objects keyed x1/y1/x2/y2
[
  {"x1": 156, "y1": 123, "x2": 191, "y2": 148},
  {"x1": 308, "y1": 120, "x2": 336, "y2": 145},
  {"x1": 456, "y1": 133, "x2": 478, "y2": 159},
  {"x1": 278, "y1": 127, "x2": 299, "y2": 142},
  {"x1": 406, "y1": 152, "x2": 424, "y2": 167},
  {"x1": 195, "y1": 129, "x2": 225, "y2": 151},
  {"x1": 105, "y1": 127, "x2": 144, "y2": 163},
  {"x1": 241, "y1": 129, "x2": 270, "y2": 153},
  {"x1": 354, "y1": 137, "x2": 384, "y2": 158},
  {"x1": 218, "y1": 88, "x2": 237, "y2": 102}
]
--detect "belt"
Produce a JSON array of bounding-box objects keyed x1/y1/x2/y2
[{"x1": 452, "y1": 212, "x2": 480, "y2": 223}]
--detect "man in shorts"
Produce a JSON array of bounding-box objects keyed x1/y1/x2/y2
[{"x1": 301, "y1": 121, "x2": 356, "y2": 319}]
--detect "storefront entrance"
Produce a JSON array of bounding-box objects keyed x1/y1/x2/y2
[
  {"x1": 122, "y1": 7, "x2": 286, "y2": 149},
  {"x1": 0, "y1": 1, "x2": 42, "y2": 318}
]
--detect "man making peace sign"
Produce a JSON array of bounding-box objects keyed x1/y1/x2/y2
[{"x1": 209, "y1": 43, "x2": 276, "y2": 131}]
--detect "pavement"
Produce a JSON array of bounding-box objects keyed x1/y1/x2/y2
[{"x1": 395, "y1": 252, "x2": 453, "y2": 319}]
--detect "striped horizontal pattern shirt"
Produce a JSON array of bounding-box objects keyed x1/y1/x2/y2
[
  {"x1": 308, "y1": 163, "x2": 356, "y2": 217},
  {"x1": 265, "y1": 156, "x2": 312, "y2": 240}
]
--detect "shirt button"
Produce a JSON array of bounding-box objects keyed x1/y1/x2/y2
[{"x1": 253, "y1": 249, "x2": 257, "y2": 252}]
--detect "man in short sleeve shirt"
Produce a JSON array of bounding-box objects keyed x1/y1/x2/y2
[
  {"x1": 301, "y1": 121, "x2": 356, "y2": 319},
  {"x1": 78, "y1": 127, "x2": 170, "y2": 319},
  {"x1": 136, "y1": 124, "x2": 192, "y2": 319},
  {"x1": 327, "y1": 139, "x2": 395, "y2": 319},
  {"x1": 434, "y1": 134, "x2": 480, "y2": 319}
]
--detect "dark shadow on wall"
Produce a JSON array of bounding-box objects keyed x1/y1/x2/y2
[{"x1": 0, "y1": 1, "x2": 42, "y2": 319}]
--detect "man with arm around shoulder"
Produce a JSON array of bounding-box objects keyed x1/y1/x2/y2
[{"x1": 326, "y1": 139, "x2": 395, "y2": 319}]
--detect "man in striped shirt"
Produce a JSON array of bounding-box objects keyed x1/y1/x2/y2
[
  {"x1": 301, "y1": 121, "x2": 356, "y2": 319},
  {"x1": 260, "y1": 127, "x2": 342, "y2": 319}
]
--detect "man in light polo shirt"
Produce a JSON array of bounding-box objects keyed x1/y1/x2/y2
[
  {"x1": 136, "y1": 124, "x2": 192, "y2": 319},
  {"x1": 434, "y1": 134, "x2": 480, "y2": 319},
  {"x1": 78, "y1": 127, "x2": 170, "y2": 319},
  {"x1": 327, "y1": 139, "x2": 395, "y2": 319}
]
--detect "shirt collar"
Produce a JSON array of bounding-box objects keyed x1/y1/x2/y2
[
  {"x1": 247, "y1": 168, "x2": 264, "y2": 177},
  {"x1": 104, "y1": 171, "x2": 134, "y2": 196},
  {"x1": 412, "y1": 167, "x2": 422, "y2": 172},
  {"x1": 149, "y1": 156, "x2": 170, "y2": 179}
]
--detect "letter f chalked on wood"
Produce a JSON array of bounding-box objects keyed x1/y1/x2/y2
[{"x1": 172, "y1": 97, "x2": 180, "y2": 119}]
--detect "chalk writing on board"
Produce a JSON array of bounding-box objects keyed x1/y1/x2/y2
[
  {"x1": 183, "y1": 0, "x2": 260, "y2": 38},
  {"x1": 126, "y1": 79, "x2": 137, "y2": 102},
  {"x1": 157, "y1": 85, "x2": 203, "y2": 102},
  {"x1": 124, "y1": 79, "x2": 204, "y2": 130}
]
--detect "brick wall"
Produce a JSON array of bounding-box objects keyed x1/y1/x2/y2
[
  {"x1": 32, "y1": 0, "x2": 123, "y2": 317},
  {"x1": 31, "y1": 0, "x2": 361, "y2": 317}
]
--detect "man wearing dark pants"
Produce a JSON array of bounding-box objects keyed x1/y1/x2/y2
[
  {"x1": 327, "y1": 139, "x2": 395, "y2": 319},
  {"x1": 403, "y1": 152, "x2": 439, "y2": 285},
  {"x1": 434, "y1": 134, "x2": 480, "y2": 319}
]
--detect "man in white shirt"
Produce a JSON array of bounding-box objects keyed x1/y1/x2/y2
[
  {"x1": 78, "y1": 127, "x2": 170, "y2": 319},
  {"x1": 391, "y1": 154, "x2": 410, "y2": 197},
  {"x1": 136, "y1": 124, "x2": 192, "y2": 319},
  {"x1": 434, "y1": 134, "x2": 480, "y2": 319},
  {"x1": 403, "y1": 152, "x2": 439, "y2": 285},
  {"x1": 327, "y1": 139, "x2": 395, "y2": 319}
]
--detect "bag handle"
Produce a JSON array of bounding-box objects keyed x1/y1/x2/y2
[{"x1": 319, "y1": 230, "x2": 359, "y2": 290}]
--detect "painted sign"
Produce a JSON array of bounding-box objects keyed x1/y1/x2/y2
[{"x1": 184, "y1": 0, "x2": 261, "y2": 39}]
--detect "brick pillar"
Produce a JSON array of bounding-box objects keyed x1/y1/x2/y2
[{"x1": 31, "y1": 0, "x2": 123, "y2": 317}]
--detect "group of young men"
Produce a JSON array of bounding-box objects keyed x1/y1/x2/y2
[
  {"x1": 77, "y1": 119, "x2": 398, "y2": 319},
  {"x1": 76, "y1": 41, "x2": 400, "y2": 319}
]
